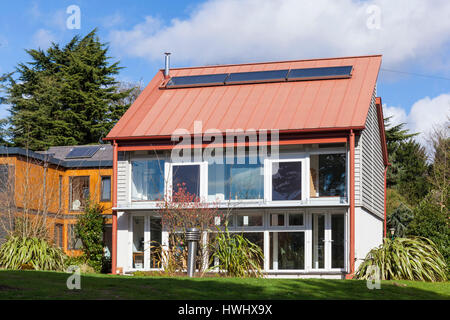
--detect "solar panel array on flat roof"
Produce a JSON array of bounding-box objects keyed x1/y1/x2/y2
[
  {"x1": 164, "y1": 66, "x2": 353, "y2": 88},
  {"x1": 65, "y1": 146, "x2": 101, "y2": 159},
  {"x1": 287, "y1": 66, "x2": 352, "y2": 81},
  {"x1": 225, "y1": 69, "x2": 289, "y2": 84},
  {"x1": 166, "y1": 73, "x2": 229, "y2": 88}
]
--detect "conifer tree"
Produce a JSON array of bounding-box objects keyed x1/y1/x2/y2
[{"x1": 5, "y1": 29, "x2": 131, "y2": 150}]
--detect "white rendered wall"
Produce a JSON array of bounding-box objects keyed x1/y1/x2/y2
[
  {"x1": 354, "y1": 206, "x2": 383, "y2": 270},
  {"x1": 116, "y1": 211, "x2": 129, "y2": 272}
]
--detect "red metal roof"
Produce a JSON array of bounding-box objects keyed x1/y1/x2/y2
[{"x1": 106, "y1": 55, "x2": 382, "y2": 140}]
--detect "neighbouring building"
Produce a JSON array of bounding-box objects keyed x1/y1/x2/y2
[
  {"x1": 105, "y1": 54, "x2": 389, "y2": 278},
  {"x1": 0, "y1": 145, "x2": 113, "y2": 256}
]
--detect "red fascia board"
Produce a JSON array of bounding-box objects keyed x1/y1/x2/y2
[
  {"x1": 117, "y1": 136, "x2": 348, "y2": 152},
  {"x1": 104, "y1": 126, "x2": 364, "y2": 142},
  {"x1": 375, "y1": 97, "x2": 390, "y2": 166}
]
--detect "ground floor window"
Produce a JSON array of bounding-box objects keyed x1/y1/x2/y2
[
  {"x1": 67, "y1": 224, "x2": 83, "y2": 250},
  {"x1": 270, "y1": 232, "x2": 305, "y2": 270},
  {"x1": 128, "y1": 210, "x2": 346, "y2": 273},
  {"x1": 54, "y1": 223, "x2": 63, "y2": 248}
]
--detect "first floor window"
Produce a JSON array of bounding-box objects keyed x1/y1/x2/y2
[
  {"x1": 0, "y1": 164, "x2": 11, "y2": 193},
  {"x1": 310, "y1": 153, "x2": 346, "y2": 197},
  {"x1": 132, "y1": 159, "x2": 165, "y2": 201},
  {"x1": 100, "y1": 176, "x2": 111, "y2": 202},
  {"x1": 208, "y1": 155, "x2": 264, "y2": 201},
  {"x1": 172, "y1": 164, "x2": 200, "y2": 198},
  {"x1": 271, "y1": 161, "x2": 302, "y2": 201},
  {"x1": 69, "y1": 176, "x2": 89, "y2": 211}
]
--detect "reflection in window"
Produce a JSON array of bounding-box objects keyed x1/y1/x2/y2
[
  {"x1": 272, "y1": 162, "x2": 302, "y2": 200},
  {"x1": 270, "y1": 214, "x2": 285, "y2": 226},
  {"x1": 172, "y1": 164, "x2": 200, "y2": 198},
  {"x1": 310, "y1": 154, "x2": 346, "y2": 197},
  {"x1": 332, "y1": 214, "x2": 345, "y2": 268},
  {"x1": 208, "y1": 155, "x2": 263, "y2": 200},
  {"x1": 67, "y1": 224, "x2": 83, "y2": 250},
  {"x1": 131, "y1": 160, "x2": 165, "y2": 201},
  {"x1": 236, "y1": 213, "x2": 263, "y2": 227},
  {"x1": 270, "y1": 232, "x2": 305, "y2": 270},
  {"x1": 101, "y1": 176, "x2": 111, "y2": 202},
  {"x1": 69, "y1": 176, "x2": 89, "y2": 211},
  {"x1": 150, "y1": 217, "x2": 162, "y2": 269}
]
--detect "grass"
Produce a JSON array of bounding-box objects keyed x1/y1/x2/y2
[{"x1": 0, "y1": 270, "x2": 449, "y2": 300}]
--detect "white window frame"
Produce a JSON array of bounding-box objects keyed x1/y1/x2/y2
[
  {"x1": 128, "y1": 213, "x2": 165, "y2": 272},
  {"x1": 165, "y1": 161, "x2": 208, "y2": 202},
  {"x1": 265, "y1": 158, "x2": 308, "y2": 205}
]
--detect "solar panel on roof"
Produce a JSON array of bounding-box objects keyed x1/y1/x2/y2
[
  {"x1": 226, "y1": 69, "x2": 289, "y2": 84},
  {"x1": 166, "y1": 73, "x2": 229, "y2": 88},
  {"x1": 287, "y1": 66, "x2": 352, "y2": 81},
  {"x1": 65, "y1": 146, "x2": 101, "y2": 159}
]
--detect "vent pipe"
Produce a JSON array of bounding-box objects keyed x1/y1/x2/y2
[{"x1": 164, "y1": 52, "x2": 171, "y2": 78}]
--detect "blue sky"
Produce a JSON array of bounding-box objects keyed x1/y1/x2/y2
[{"x1": 0, "y1": 0, "x2": 449, "y2": 148}]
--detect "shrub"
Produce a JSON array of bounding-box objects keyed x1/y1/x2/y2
[
  {"x1": 387, "y1": 202, "x2": 414, "y2": 237},
  {"x1": 356, "y1": 237, "x2": 447, "y2": 282},
  {"x1": 0, "y1": 236, "x2": 66, "y2": 271},
  {"x1": 208, "y1": 227, "x2": 264, "y2": 278},
  {"x1": 406, "y1": 195, "x2": 450, "y2": 269},
  {"x1": 75, "y1": 202, "x2": 105, "y2": 272}
]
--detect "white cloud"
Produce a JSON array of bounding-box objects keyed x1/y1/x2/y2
[
  {"x1": 383, "y1": 93, "x2": 450, "y2": 149},
  {"x1": 32, "y1": 29, "x2": 56, "y2": 49},
  {"x1": 102, "y1": 13, "x2": 124, "y2": 29},
  {"x1": 109, "y1": 0, "x2": 450, "y2": 68}
]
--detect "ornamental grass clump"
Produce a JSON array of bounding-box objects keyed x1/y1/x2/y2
[
  {"x1": 356, "y1": 237, "x2": 447, "y2": 282},
  {"x1": 0, "y1": 236, "x2": 67, "y2": 271},
  {"x1": 208, "y1": 226, "x2": 264, "y2": 278}
]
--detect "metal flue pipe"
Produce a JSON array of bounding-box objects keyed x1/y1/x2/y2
[
  {"x1": 186, "y1": 228, "x2": 201, "y2": 277},
  {"x1": 164, "y1": 52, "x2": 171, "y2": 78}
]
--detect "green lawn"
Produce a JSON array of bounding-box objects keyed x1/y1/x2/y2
[{"x1": 0, "y1": 270, "x2": 449, "y2": 300}]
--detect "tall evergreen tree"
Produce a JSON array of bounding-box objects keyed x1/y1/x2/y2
[
  {"x1": 384, "y1": 117, "x2": 417, "y2": 188},
  {"x1": 394, "y1": 139, "x2": 430, "y2": 205},
  {"x1": 5, "y1": 29, "x2": 131, "y2": 150}
]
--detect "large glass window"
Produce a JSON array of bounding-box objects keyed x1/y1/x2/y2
[
  {"x1": 69, "y1": 176, "x2": 89, "y2": 211},
  {"x1": 132, "y1": 159, "x2": 165, "y2": 201},
  {"x1": 270, "y1": 232, "x2": 305, "y2": 270},
  {"x1": 310, "y1": 153, "x2": 346, "y2": 197},
  {"x1": 272, "y1": 161, "x2": 302, "y2": 201},
  {"x1": 172, "y1": 164, "x2": 200, "y2": 198},
  {"x1": 208, "y1": 155, "x2": 263, "y2": 201}
]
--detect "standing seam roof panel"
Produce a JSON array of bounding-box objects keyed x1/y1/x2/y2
[{"x1": 106, "y1": 55, "x2": 382, "y2": 139}]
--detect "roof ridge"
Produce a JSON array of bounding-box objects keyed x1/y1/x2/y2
[{"x1": 162, "y1": 54, "x2": 382, "y2": 71}]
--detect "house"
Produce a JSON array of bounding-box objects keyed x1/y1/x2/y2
[
  {"x1": 105, "y1": 54, "x2": 388, "y2": 278},
  {"x1": 0, "y1": 145, "x2": 113, "y2": 256}
]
